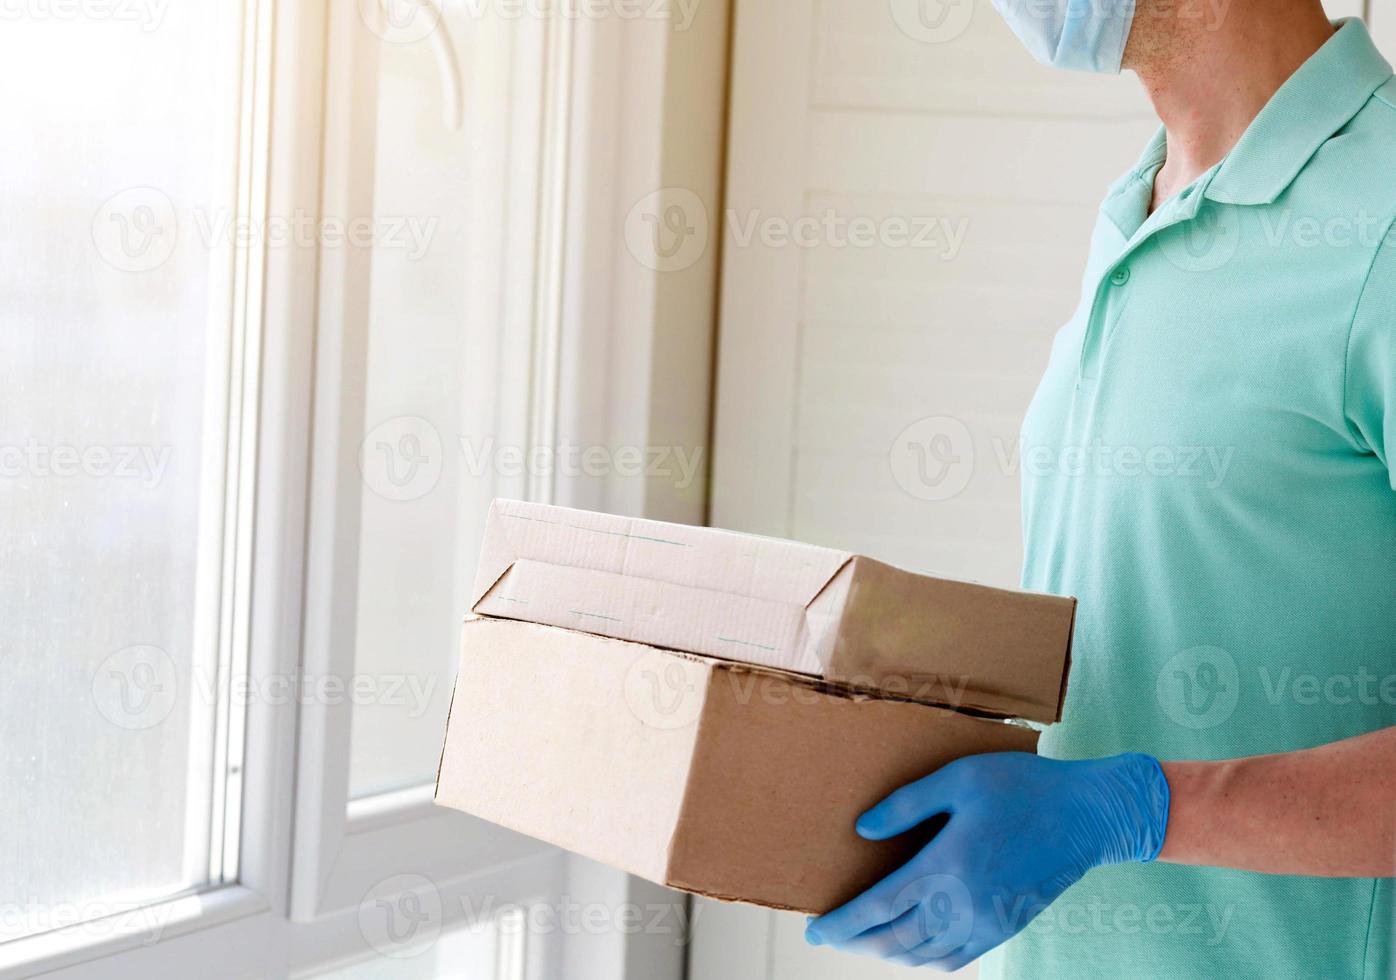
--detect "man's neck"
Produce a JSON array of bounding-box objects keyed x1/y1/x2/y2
[{"x1": 1126, "y1": 1, "x2": 1336, "y2": 212}]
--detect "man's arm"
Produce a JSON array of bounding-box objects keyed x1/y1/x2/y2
[
  {"x1": 805, "y1": 732, "x2": 1396, "y2": 970},
  {"x1": 1161, "y1": 726, "x2": 1396, "y2": 876}
]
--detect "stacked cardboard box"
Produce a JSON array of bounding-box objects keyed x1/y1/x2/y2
[{"x1": 435, "y1": 500, "x2": 1076, "y2": 913}]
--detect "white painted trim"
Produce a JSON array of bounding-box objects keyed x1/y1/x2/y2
[
  {"x1": 288, "y1": 0, "x2": 380, "y2": 921},
  {"x1": 215, "y1": 0, "x2": 278, "y2": 889},
  {"x1": 237, "y1": 0, "x2": 329, "y2": 921},
  {"x1": 183, "y1": 0, "x2": 254, "y2": 892},
  {"x1": 708, "y1": 0, "x2": 815, "y2": 536},
  {"x1": 527, "y1": 10, "x2": 577, "y2": 506}
]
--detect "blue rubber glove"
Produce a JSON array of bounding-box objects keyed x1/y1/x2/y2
[{"x1": 804, "y1": 752, "x2": 1170, "y2": 971}]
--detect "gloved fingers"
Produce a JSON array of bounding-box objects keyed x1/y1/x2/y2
[
  {"x1": 815, "y1": 906, "x2": 931, "y2": 960},
  {"x1": 856, "y1": 763, "x2": 962, "y2": 840},
  {"x1": 888, "y1": 936, "x2": 989, "y2": 974},
  {"x1": 806, "y1": 857, "x2": 970, "y2": 949},
  {"x1": 822, "y1": 892, "x2": 979, "y2": 962},
  {"x1": 805, "y1": 858, "x2": 928, "y2": 946}
]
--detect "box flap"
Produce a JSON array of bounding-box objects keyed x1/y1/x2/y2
[
  {"x1": 472, "y1": 499, "x2": 851, "y2": 675},
  {"x1": 829, "y1": 557, "x2": 1076, "y2": 724}
]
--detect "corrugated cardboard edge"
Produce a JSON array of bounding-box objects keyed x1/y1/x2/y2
[
  {"x1": 1054, "y1": 599, "x2": 1077, "y2": 723},
  {"x1": 800, "y1": 554, "x2": 856, "y2": 671},
  {"x1": 659, "y1": 666, "x2": 823, "y2": 914},
  {"x1": 434, "y1": 616, "x2": 473, "y2": 807},
  {"x1": 432, "y1": 677, "x2": 459, "y2": 802},
  {"x1": 470, "y1": 499, "x2": 522, "y2": 608}
]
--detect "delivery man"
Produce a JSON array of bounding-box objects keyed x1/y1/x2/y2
[{"x1": 804, "y1": 1, "x2": 1396, "y2": 975}]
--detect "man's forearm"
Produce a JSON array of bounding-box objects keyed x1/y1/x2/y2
[{"x1": 1159, "y1": 726, "x2": 1396, "y2": 876}]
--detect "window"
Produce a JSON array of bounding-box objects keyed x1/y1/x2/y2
[
  {"x1": 0, "y1": 0, "x2": 715, "y2": 976},
  {"x1": 1, "y1": 0, "x2": 252, "y2": 943}
]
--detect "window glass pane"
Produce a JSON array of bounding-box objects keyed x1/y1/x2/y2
[
  {"x1": 0, "y1": 6, "x2": 241, "y2": 941},
  {"x1": 348, "y1": 13, "x2": 525, "y2": 798}
]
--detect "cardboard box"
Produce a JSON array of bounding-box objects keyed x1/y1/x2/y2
[
  {"x1": 435, "y1": 618, "x2": 1040, "y2": 914},
  {"x1": 472, "y1": 499, "x2": 1075, "y2": 723}
]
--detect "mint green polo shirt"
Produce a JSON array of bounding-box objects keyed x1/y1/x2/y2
[{"x1": 984, "y1": 19, "x2": 1396, "y2": 980}]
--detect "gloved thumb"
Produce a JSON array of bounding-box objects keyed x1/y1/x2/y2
[{"x1": 856, "y1": 766, "x2": 958, "y2": 840}]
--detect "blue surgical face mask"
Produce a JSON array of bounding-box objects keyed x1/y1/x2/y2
[{"x1": 991, "y1": 0, "x2": 1138, "y2": 74}]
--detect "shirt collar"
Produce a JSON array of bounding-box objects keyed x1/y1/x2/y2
[
  {"x1": 1100, "y1": 128, "x2": 1169, "y2": 239},
  {"x1": 1104, "y1": 18, "x2": 1392, "y2": 225},
  {"x1": 1206, "y1": 18, "x2": 1392, "y2": 205}
]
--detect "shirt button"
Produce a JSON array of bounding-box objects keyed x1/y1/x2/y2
[{"x1": 1110, "y1": 267, "x2": 1131, "y2": 286}]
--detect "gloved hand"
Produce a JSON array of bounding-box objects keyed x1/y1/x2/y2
[{"x1": 804, "y1": 752, "x2": 1170, "y2": 971}]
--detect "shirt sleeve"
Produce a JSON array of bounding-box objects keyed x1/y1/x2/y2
[{"x1": 1345, "y1": 223, "x2": 1396, "y2": 491}]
